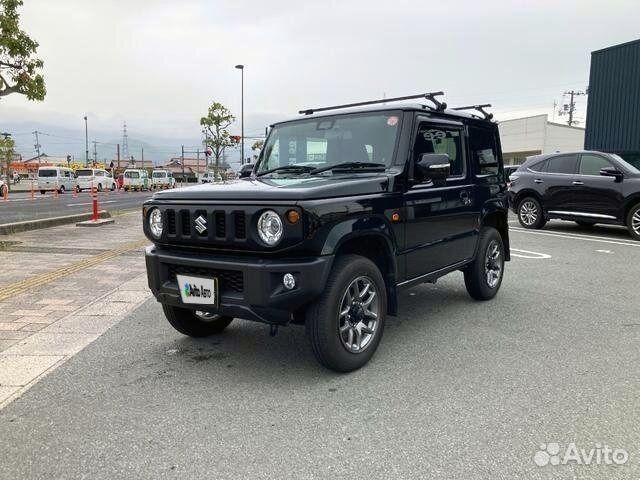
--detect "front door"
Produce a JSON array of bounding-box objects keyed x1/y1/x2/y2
[
  {"x1": 572, "y1": 153, "x2": 624, "y2": 220},
  {"x1": 403, "y1": 119, "x2": 477, "y2": 278}
]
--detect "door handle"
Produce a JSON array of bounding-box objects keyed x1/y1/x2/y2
[
  {"x1": 572, "y1": 181, "x2": 584, "y2": 186},
  {"x1": 459, "y1": 191, "x2": 472, "y2": 206},
  {"x1": 534, "y1": 178, "x2": 544, "y2": 184}
]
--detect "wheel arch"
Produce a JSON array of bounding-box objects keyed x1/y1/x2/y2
[
  {"x1": 623, "y1": 194, "x2": 640, "y2": 225},
  {"x1": 480, "y1": 205, "x2": 510, "y2": 261},
  {"x1": 513, "y1": 188, "x2": 544, "y2": 210}
]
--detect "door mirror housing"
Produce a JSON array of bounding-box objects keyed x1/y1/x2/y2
[
  {"x1": 417, "y1": 153, "x2": 451, "y2": 183},
  {"x1": 600, "y1": 166, "x2": 624, "y2": 181}
]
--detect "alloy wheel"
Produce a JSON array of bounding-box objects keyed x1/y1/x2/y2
[
  {"x1": 632, "y1": 210, "x2": 640, "y2": 235},
  {"x1": 519, "y1": 201, "x2": 538, "y2": 226},
  {"x1": 485, "y1": 240, "x2": 503, "y2": 288},
  {"x1": 338, "y1": 276, "x2": 379, "y2": 353}
]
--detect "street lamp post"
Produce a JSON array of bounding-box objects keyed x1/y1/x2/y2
[
  {"x1": 84, "y1": 116, "x2": 89, "y2": 166},
  {"x1": 235, "y1": 64, "x2": 244, "y2": 165}
]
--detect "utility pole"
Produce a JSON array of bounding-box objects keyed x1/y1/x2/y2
[
  {"x1": 122, "y1": 122, "x2": 129, "y2": 161},
  {"x1": 196, "y1": 148, "x2": 200, "y2": 179},
  {"x1": 181, "y1": 145, "x2": 185, "y2": 184},
  {"x1": 1, "y1": 131, "x2": 12, "y2": 193},
  {"x1": 235, "y1": 64, "x2": 245, "y2": 165},
  {"x1": 92, "y1": 141, "x2": 98, "y2": 165},
  {"x1": 561, "y1": 90, "x2": 586, "y2": 126},
  {"x1": 141, "y1": 146, "x2": 144, "y2": 164},
  {"x1": 117, "y1": 144, "x2": 121, "y2": 171},
  {"x1": 32, "y1": 130, "x2": 41, "y2": 163},
  {"x1": 84, "y1": 116, "x2": 89, "y2": 166}
]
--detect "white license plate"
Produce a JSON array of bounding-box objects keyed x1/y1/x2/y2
[{"x1": 176, "y1": 274, "x2": 218, "y2": 305}]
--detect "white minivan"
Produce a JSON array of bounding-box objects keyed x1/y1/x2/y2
[
  {"x1": 123, "y1": 169, "x2": 149, "y2": 191},
  {"x1": 150, "y1": 169, "x2": 176, "y2": 189},
  {"x1": 75, "y1": 168, "x2": 117, "y2": 192},
  {"x1": 37, "y1": 166, "x2": 76, "y2": 194}
]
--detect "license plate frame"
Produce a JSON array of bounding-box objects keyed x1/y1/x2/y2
[{"x1": 176, "y1": 274, "x2": 218, "y2": 306}]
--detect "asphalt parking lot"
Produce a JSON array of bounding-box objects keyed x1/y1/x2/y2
[{"x1": 1, "y1": 219, "x2": 639, "y2": 480}]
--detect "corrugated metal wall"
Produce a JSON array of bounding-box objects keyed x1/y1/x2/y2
[{"x1": 584, "y1": 39, "x2": 640, "y2": 154}]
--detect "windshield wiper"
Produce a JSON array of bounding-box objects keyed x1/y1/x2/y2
[
  {"x1": 255, "y1": 165, "x2": 317, "y2": 177},
  {"x1": 310, "y1": 162, "x2": 386, "y2": 175}
]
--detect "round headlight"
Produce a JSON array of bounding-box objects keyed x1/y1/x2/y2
[
  {"x1": 257, "y1": 210, "x2": 283, "y2": 246},
  {"x1": 148, "y1": 208, "x2": 163, "y2": 239}
]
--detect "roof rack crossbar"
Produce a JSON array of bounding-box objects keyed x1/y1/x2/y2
[
  {"x1": 299, "y1": 91, "x2": 447, "y2": 115},
  {"x1": 452, "y1": 104, "x2": 494, "y2": 120}
]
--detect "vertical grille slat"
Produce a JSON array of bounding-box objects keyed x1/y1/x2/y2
[
  {"x1": 166, "y1": 209, "x2": 176, "y2": 235},
  {"x1": 181, "y1": 210, "x2": 191, "y2": 237},
  {"x1": 234, "y1": 211, "x2": 246, "y2": 239},
  {"x1": 215, "y1": 211, "x2": 226, "y2": 238}
]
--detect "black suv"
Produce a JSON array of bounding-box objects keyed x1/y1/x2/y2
[
  {"x1": 143, "y1": 93, "x2": 511, "y2": 372},
  {"x1": 508, "y1": 151, "x2": 640, "y2": 240}
]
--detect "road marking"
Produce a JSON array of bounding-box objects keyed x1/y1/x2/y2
[
  {"x1": 510, "y1": 227, "x2": 640, "y2": 248},
  {"x1": 0, "y1": 239, "x2": 147, "y2": 302},
  {"x1": 596, "y1": 249, "x2": 614, "y2": 254},
  {"x1": 65, "y1": 200, "x2": 117, "y2": 206},
  {"x1": 511, "y1": 248, "x2": 551, "y2": 259}
]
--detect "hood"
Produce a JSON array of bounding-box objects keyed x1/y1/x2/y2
[{"x1": 151, "y1": 174, "x2": 392, "y2": 202}]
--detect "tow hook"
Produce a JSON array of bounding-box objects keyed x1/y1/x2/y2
[{"x1": 270, "y1": 325, "x2": 279, "y2": 337}]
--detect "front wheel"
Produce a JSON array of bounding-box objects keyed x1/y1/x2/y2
[
  {"x1": 627, "y1": 204, "x2": 640, "y2": 241},
  {"x1": 306, "y1": 254, "x2": 386, "y2": 372},
  {"x1": 464, "y1": 227, "x2": 505, "y2": 301},
  {"x1": 517, "y1": 196, "x2": 546, "y2": 229},
  {"x1": 162, "y1": 305, "x2": 233, "y2": 337},
  {"x1": 59, "y1": 185, "x2": 65, "y2": 194}
]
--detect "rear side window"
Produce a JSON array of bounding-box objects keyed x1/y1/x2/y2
[
  {"x1": 39, "y1": 169, "x2": 57, "y2": 177},
  {"x1": 468, "y1": 125, "x2": 499, "y2": 176},
  {"x1": 528, "y1": 159, "x2": 548, "y2": 172},
  {"x1": 546, "y1": 155, "x2": 578, "y2": 174},
  {"x1": 579, "y1": 154, "x2": 611, "y2": 175}
]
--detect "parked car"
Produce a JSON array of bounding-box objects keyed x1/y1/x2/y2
[
  {"x1": 508, "y1": 150, "x2": 640, "y2": 240},
  {"x1": 75, "y1": 168, "x2": 117, "y2": 192},
  {"x1": 37, "y1": 166, "x2": 76, "y2": 194},
  {"x1": 123, "y1": 169, "x2": 149, "y2": 191},
  {"x1": 150, "y1": 170, "x2": 176, "y2": 189},
  {"x1": 239, "y1": 163, "x2": 254, "y2": 178},
  {"x1": 200, "y1": 171, "x2": 217, "y2": 184},
  {"x1": 143, "y1": 93, "x2": 511, "y2": 372},
  {"x1": 0, "y1": 178, "x2": 6, "y2": 197}
]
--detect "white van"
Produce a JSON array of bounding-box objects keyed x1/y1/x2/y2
[
  {"x1": 150, "y1": 169, "x2": 176, "y2": 189},
  {"x1": 75, "y1": 168, "x2": 117, "y2": 192},
  {"x1": 123, "y1": 169, "x2": 149, "y2": 191},
  {"x1": 37, "y1": 166, "x2": 75, "y2": 194}
]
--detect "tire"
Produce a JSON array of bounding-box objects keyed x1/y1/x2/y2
[
  {"x1": 464, "y1": 227, "x2": 505, "y2": 301},
  {"x1": 305, "y1": 254, "x2": 387, "y2": 372},
  {"x1": 575, "y1": 220, "x2": 596, "y2": 228},
  {"x1": 111, "y1": 183, "x2": 116, "y2": 191},
  {"x1": 162, "y1": 305, "x2": 233, "y2": 337},
  {"x1": 59, "y1": 185, "x2": 65, "y2": 194},
  {"x1": 97, "y1": 183, "x2": 103, "y2": 192},
  {"x1": 517, "y1": 196, "x2": 546, "y2": 229},
  {"x1": 40, "y1": 190, "x2": 46, "y2": 195},
  {"x1": 77, "y1": 187, "x2": 82, "y2": 193},
  {"x1": 627, "y1": 203, "x2": 640, "y2": 241}
]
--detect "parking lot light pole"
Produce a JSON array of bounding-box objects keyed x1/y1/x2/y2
[{"x1": 235, "y1": 64, "x2": 244, "y2": 165}]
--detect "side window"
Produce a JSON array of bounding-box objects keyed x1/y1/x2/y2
[
  {"x1": 529, "y1": 159, "x2": 548, "y2": 172},
  {"x1": 414, "y1": 123, "x2": 465, "y2": 179},
  {"x1": 579, "y1": 154, "x2": 612, "y2": 175},
  {"x1": 468, "y1": 125, "x2": 499, "y2": 175},
  {"x1": 546, "y1": 154, "x2": 578, "y2": 174}
]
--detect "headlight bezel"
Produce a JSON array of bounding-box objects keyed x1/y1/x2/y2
[
  {"x1": 148, "y1": 207, "x2": 164, "y2": 239},
  {"x1": 257, "y1": 210, "x2": 284, "y2": 246}
]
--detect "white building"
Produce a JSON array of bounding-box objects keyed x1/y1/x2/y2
[{"x1": 498, "y1": 114, "x2": 585, "y2": 165}]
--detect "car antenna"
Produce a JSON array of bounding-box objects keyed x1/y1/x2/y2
[
  {"x1": 452, "y1": 104, "x2": 494, "y2": 120},
  {"x1": 299, "y1": 92, "x2": 447, "y2": 115}
]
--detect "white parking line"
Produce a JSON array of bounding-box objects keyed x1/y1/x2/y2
[
  {"x1": 511, "y1": 248, "x2": 551, "y2": 259},
  {"x1": 65, "y1": 200, "x2": 117, "y2": 207},
  {"x1": 511, "y1": 227, "x2": 640, "y2": 248}
]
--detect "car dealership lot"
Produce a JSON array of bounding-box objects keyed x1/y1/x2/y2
[{"x1": 1, "y1": 220, "x2": 639, "y2": 479}]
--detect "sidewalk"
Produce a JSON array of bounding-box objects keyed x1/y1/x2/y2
[{"x1": 0, "y1": 212, "x2": 152, "y2": 408}]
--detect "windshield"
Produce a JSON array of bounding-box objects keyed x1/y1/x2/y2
[
  {"x1": 38, "y1": 169, "x2": 57, "y2": 177},
  {"x1": 76, "y1": 169, "x2": 93, "y2": 177},
  {"x1": 257, "y1": 112, "x2": 401, "y2": 175},
  {"x1": 152, "y1": 172, "x2": 166, "y2": 178},
  {"x1": 612, "y1": 153, "x2": 640, "y2": 174}
]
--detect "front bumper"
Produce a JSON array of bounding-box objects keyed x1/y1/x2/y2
[{"x1": 145, "y1": 245, "x2": 334, "y2": 325}]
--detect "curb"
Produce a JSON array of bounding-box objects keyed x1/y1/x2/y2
[{"x1": 0, "y1": 210, "x2": 111, "y2": 235}]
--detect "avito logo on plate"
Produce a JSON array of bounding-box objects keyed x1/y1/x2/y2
[{"x1": 533, "y1": 442, "x2": 629, "y2": 467}]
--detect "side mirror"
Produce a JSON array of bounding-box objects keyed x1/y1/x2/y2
[
  {"x1": 239, "y1": 164, "x2": 254, "y2": 178},
  {"x1": 600, "y1": 166, "x2": 624, "y2": 181},
  {"x1": 417, "y1": 153, "x2": 451, "y2": 183}
]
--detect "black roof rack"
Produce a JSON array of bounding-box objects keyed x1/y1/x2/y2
[
  {"x1": 299, "y1": 92, "x2": 447, "y2": 116},
  {"x1": 452, "y1": 104, "x2": 494, "y2": 120}
]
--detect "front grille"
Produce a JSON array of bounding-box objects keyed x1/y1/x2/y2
[
  {"x1": 168, "y1": 264, "x2": 244, "y2": 293},
  {"x1": 166, "y1": 210, "x2": 176, "y2": 235},
  {"x1": 234, "y1": 211, "x2": 246, "y2": 239},
  {"x1": 215, "y1": 212, "x2": 226, "y2": 238},
  {"x1": 181, "y1": 210, "x2": 191, "y2": 236}
]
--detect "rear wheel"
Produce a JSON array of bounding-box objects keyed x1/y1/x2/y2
[
  {"x1": 627, "y1": 203, "x2": 640, "y2": 241},
  {"x1": 59, "y1": 185, "x2": 65, "y2": 194},
  {"x1": 162, "y1": 305, "x2": 233, "y2": 337},
  {"x1": 464, "y1": 227, "x2": 505, "y2": 301},
  {"x1": 517, "y1": 197, "x2": 546, "y2": 229},
  {"x1": 306, "y1": 254, "x2": 386, "y2": 372},
  {"x1": 97, "y1": 183, "x2": 103, "y2": 192},
  {"x1": 40, "y1": 190, "x2": 46, "y2": 195}
]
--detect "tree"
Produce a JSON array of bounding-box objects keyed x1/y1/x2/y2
[
  {"x1": 0, "y1": 134, "x2": 15, "y2": 193},
  {"x1": 251, "y1": 139, "x2": 264, "y2": 161},
  {"x1": 200, "y1": 102, "x2": 236, "y2": 178},
  {"x1": 0, "y1": 0, "x2": 46, "y2": 100}
]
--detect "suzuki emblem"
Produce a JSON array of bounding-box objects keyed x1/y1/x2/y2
[{"x1": 194, "y1": 215, "x2": 207, "y2": 234}]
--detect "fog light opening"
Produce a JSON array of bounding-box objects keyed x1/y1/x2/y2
[{"x1": 283, "y1": 273, "x2": 296, "y2": 290}]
